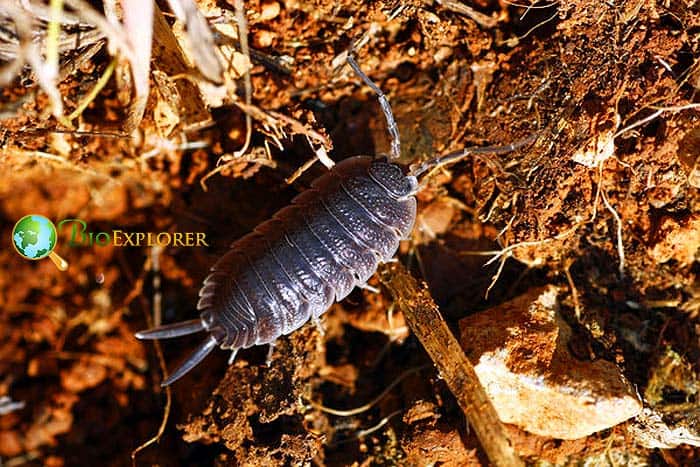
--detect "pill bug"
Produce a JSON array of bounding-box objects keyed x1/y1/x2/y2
[{"x1": 136, "y1": 54, "x2": 535, "y2": 386}]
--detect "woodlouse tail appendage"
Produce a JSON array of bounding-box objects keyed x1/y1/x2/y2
[{"x1": 135, "y1": 319, "x2": 221, "y2": 386}]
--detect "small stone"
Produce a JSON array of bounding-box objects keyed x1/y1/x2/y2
[
  {"x1": 260, "y1": 1, "x2": 281, "y2": 21},
  {"x1": 649, "y1": 214, "x2": 700, "y2": 266},
  {"x1": 254, "y1": 30, "x2": 276, "y2": 48},
  {"x1": 459, "y1": 286, "x2": 642, "y2": 439},
  {"x1": 417, "y1": 198, "x2": 455, "y2": 240}
]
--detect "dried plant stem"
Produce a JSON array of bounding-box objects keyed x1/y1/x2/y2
[
  {"x1": 46, "y1": 0, "x2": 63, "y2": 73},
  {"x1": 435, "y1": 0, "x2": 498, "y2": 28},
  {"x1": 131, "y1": 248, "x2": 171, "y2": 467},
  {"x1": 67, "y1": 58, "x2": 116, "y2": 121},
  {"x1": 232, "y1": 0, "x2": 252, "y2": 158},
  {"x1": 379, "y1": 262, "x2": 523, "y2": 467},
  {"x1": 308, "y1": 365, "x2": 428, "y2": 417}
]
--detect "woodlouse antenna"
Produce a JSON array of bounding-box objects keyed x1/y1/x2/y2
[
  {"x1": 346, "y1": 52, "x2": 401, "y2": 160},
  {"x1": 409, "y1": 132, "x2": 540, "y2": 179}
]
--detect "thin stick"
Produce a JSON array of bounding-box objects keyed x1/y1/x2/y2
[
  {"x1": 379, "y1": 263, "x2": 523, "y2": 467},
  {"x1": 131, "y1": 248, "x2": 171, "y2": 466},
  {"x1": 232, "y1": 0, "x2": 253, "y2": 158}
]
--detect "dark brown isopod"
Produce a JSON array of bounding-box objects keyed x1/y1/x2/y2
[{"x1": 135, "y1": 54, "x2": 534, "y2": 386}]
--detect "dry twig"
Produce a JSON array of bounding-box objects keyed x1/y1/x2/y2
[
  {"x1": 379, "y1": 262, "x2": 523, "y2": 467},
  {"x1": 130, "y1": 247, "x2": 172, "y2": 467},
  {"x1": 435, "y1": 0, "x2": 498, "y2": 28}
]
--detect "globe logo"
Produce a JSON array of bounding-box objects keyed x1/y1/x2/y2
[{"x1": 12, "y1": 215, "x2": 68, "y2": 270}]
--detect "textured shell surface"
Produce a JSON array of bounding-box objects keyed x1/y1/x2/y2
[{"x1": 197, "y1": 156, "x2": 418, "y2": 350}]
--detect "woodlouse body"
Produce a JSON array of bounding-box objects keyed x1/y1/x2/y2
[
  {"x1": 137, "y1": 156, "x2": 418, "y2": 385},
  {"x1": 202, "y1": 156, "x2": 417, "y2": 346},
  {"x1": 135, "y1": 53, "x2": 534, "y2": 386}
]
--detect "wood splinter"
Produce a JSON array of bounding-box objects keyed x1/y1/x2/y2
[{"x1": 379, "y1": 262, "x2": 523, "y2": 467}]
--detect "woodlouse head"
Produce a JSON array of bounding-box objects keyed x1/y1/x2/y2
[{"x1": 368, "y1": 159, "x2": 418, "y2": 198}]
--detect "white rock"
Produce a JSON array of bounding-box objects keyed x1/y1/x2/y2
[{"x1": 459, "y1": 286, "x2": 642, "y2": 439}]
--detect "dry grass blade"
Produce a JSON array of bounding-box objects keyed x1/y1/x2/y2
[
  {"x1": 231, "y1": 0, "x2": 252, "y2": 157},
  {"x1": 117, "y1": 0, "x2": 153, "y2": 132},
  {"x1": 165, "y1": 0, "x2": 223, "y2": 83},
  {"x1": 1, "y1": 0, "x2": 153, "y2": 129},
  {"x1": 0, "y1": 2, "x2": 65, "y2": 119},
  {"x1": 379, "y1": 262, "x2": 523, "y2": 467},
  {"x1": 57, "y1": 0, "x2": 149, "y2": 131},
  {"x1": 0, "y1": 4, "x2": 33, "y2": 86},
  {"x1": 62, "y1": 0, "x2": 131, "y2": 56},
  {"x1": 0, "y1": 1, "x2": 106, "y2": 80},
  {"x1": 67, "y1": 57, "x2": 116, "y2": 121},
  {"x1": 45, "y1": 0, "x2": 63, "y2": 76}
]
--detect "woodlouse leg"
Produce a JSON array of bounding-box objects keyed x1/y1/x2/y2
[
  {"x1": 265, "y1": 342, "x2": 276, "y2": 367},
  {"x1": 346, "y1": 52, "x2": 401, "y2": 160},
  {"x1": 312, "y1": 317, "x2": 325, "y2": 337},
  {"x1": 228, "y1": 348, "x2": 239, "y2": 365},
  {"x1": 358, "y1": 283, "x2": 380, "y2": 294}
]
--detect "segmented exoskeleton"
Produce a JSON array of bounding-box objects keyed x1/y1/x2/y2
[{"x1": 136, "y1": 53, "x2": 535, "y2": 386}]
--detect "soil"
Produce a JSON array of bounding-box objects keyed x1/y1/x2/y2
[{"x1": 0, "y1": 0, "x2": 699, "y2": 465}]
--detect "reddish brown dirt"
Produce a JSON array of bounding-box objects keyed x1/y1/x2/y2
[{"x1": 1, "y1": 0, "x2": 699, "y2": 465}]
